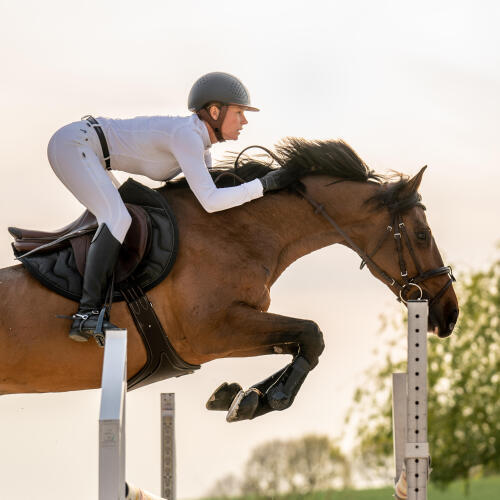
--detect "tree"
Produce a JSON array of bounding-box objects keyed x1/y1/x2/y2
[
  {"x1": 238, "y1": 435, "x2": 350, "y2": 496},
  {"x1": 204, "y1": 473, "x2": 241, "y2": 499},
  {"x1": 345, "y1": 255, "x2": 500, "y2": 492},
  {"x1": 240, "y1": 439, "x2": 290, "y2": 496},
  {"x1": 285, "y1": 434, "x2": 351, "y2": 493}
]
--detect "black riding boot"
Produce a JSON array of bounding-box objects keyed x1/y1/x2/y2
[{"x1": 69, "y1": 223, "x2": 122, "y2": 343}]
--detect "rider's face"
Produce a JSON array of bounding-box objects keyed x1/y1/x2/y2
[{"x1": 221, "y1": 105, "x2": 248, "y2": 141}]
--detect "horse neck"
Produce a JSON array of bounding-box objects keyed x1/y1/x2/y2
[{"x1": 260, "y1": 176, "x2": 384, "y2": 283}]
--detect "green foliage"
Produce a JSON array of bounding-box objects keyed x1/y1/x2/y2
[
  {"x1": 205, "y1": 473, "x2": 241, "y2": 498},
  {"x1": 204, "y1": 474, "x2": 500, "y2": 500},
  {"x1": 283, "y1": 435, "x2": 351, "y2": 493},
  {"x1": 345, "y1": 256, "x2": 500, "y2": 489},
  {"x1": 240, "y1": 439, "x2": 290, "y2": 496},
  {"x1": 207, "y1": 434, "x2": 350, "y2": 498},
  {"x1": 240, "y1": 434, "x2": 349, "y2": 496}
]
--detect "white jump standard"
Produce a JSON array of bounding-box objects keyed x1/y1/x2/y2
[
  {"x1": 99, "y1": 329, "x2": 128, "y2": 500},
  {"x1": 161, "y1": 393, "x2": 177, "y2": 500},
  {"x1": 392, "y1": 300, "x2": 431, "y2": 500},
  {"x1": 98, "y1": 329, "x2": 173, "y2": 500}
]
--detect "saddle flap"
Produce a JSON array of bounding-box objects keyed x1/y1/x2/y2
[{"x1": 70, "y1": 204, "x2": 151, "y2": 283}]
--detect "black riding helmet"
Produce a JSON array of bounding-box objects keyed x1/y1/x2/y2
[{"x1": 188, "y1": 72, "x2": 259, "y2": 142}]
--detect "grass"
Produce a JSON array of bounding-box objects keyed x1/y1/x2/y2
[{"x1": 205, "y1": 475, "x2": 500, "y2": 500}]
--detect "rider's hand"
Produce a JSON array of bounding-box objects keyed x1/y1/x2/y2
[{"x1": 259, "y1": 168, "x2": 296, "y2": 193}]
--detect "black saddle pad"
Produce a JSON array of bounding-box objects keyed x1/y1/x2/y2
[{"x1": 18, "y1": 179, "x2": 178, "y2": 302}]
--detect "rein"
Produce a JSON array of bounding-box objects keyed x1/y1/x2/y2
[{"x1": 233, "y1": 145, "x2": 455, "y2": 306}]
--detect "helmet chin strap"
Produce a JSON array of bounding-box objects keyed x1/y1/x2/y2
[{"x1": 197, "y1": 105, "x2": 228, "y2": 142}]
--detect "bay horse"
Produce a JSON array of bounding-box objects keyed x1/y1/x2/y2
[{"x1": 0, "y1": 138, "x2": 458, "y2": 422}]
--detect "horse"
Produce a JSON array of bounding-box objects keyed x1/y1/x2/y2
[{"x1": 0, "y1": 138, "x2": 458, "y2": 422}]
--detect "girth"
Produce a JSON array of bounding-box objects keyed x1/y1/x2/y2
[{"x1": 120, "y1": 281, "x2": 200, "y2": 391}]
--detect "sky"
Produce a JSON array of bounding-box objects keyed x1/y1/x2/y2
[{"x1": 0, "y1": 1, "x2": 499, "y2": 499}]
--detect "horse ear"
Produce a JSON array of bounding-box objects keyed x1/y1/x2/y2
[{"x1": 406, "y1": 165, "x2": 427, "y2": 194}]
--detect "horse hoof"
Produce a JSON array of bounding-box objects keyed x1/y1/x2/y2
[
  {"x1": 206, "y1": 382, "x2": 242, "y2": 411},
  {"x1": 226, "y1": 389, "x2": 260, "y2": 422}
]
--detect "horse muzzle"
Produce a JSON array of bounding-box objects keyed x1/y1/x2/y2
[{"x1": 429, "y1": 301, "x2": 459, "y2": 338}]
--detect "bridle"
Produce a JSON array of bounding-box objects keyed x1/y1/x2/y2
[
  {"x1": 298, "y1": 189, "x2": 455, "y2": 305},
  {"x1": 232, "y1": 145, "x2": 456, "y2": 306}
]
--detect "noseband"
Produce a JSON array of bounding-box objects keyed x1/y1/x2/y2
[{"x1": 233, "y1": 145, "x2": 456, "y2": 307}]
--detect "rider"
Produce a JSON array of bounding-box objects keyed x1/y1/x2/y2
[{"x1": 47, "y1": 71, "x2": 293, "y2": 342}]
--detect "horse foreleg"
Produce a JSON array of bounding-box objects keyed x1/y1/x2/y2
[
  {"x1": 225, "y1": 355, "x2": 311, "y2": 422},
  {"x1": 204, "y1": 305, "x2": 325, "y2": 422},
  {"x1": 205, "y1": 345, "x2": 298, "y2": 411},
  {"x1": 205, "y1": 364, "x2": 286, "y2": 413}
]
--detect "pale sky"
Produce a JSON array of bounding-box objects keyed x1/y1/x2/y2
[{"x1": 0, "y1": 1, "x2": 499, "y2": 499}]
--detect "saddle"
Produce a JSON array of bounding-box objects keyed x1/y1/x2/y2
[
  {"x1": 10, "y1": 203, "x2": 150, "y2": 284},
  {"x1": 10, "y1": 178, "x2": 178, "y2": 302},
  {"x1": 9, "y1": 178, "x2": 200, "y2": 389}
]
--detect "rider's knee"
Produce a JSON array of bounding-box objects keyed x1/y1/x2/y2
[{"x1": 106, "y1": 207, "x2": 132, "y2": 243}]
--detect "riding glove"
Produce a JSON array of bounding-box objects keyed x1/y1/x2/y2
[{"x1": 259, "y1": 168, "x2": 296, "y2": 193}]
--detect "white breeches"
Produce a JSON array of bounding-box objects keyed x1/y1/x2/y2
[{"x1": 47, "y1": 120, "x2": 132, "y2": 243}]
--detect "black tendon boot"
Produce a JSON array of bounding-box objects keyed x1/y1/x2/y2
[{"x1": 69, "y1": 223, "x2": 122, "y2": 343}]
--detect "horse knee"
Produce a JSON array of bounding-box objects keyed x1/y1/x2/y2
[{"x1": 299, "y1": 321, "x2": 324, "y2": 369}]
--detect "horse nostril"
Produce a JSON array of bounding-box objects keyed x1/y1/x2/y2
[
  {"x1": 447, "y1": 309, "x2": 458, "y2": 334},
  {"x1": 450, "y1": 308, "x2": 459, "y2": 323}
]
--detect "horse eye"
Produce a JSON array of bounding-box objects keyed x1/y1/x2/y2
[{"x1": 416, "y1": 231, "x2": 427, "y2": 240}]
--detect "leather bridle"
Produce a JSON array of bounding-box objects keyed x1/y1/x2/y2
[
  {"x1": 298, "y1": 189, "x2": 455, "y2": 305},
  {"x1": 232, "y1": 145, "x2": 456, "y2": 307}
]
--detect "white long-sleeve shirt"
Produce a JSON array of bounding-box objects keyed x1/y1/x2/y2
[{"x1": 95, "y1": 114, "x2": 263, "y2": 213}]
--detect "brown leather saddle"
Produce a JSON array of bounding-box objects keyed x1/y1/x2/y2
[
  {"x1": 10, "y1": 178, "x2": 179, "y2": 302},
  {"x1": 9, "y1": 203, "x2": 150, "y2": 284}
]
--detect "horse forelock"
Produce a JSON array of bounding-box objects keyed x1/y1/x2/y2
[{"x1": 365, "y1": 176, "x2": 425, "y2": 215}]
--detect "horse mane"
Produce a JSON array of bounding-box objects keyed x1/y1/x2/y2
[{"x1": 158, "y1": 137, "x2": 423, "y2": 214}]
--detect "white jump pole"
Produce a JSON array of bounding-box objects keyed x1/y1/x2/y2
[
  {"x1": 393, "y1": 300, "x2": 430, "y2": 500},
  {"x1": 99, "y1": 329, "x2": 128, "y2": 500},
  {"x1": 161, "y1": 393, "x2": 176, "y2": 500}
]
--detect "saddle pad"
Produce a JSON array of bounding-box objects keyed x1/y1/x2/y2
[
  {"x1": 69, "y1": 203, "x2": 150, "y2": 282},
  {"x1": 18, "y1": 179, "x2": 179, "y2": 302}
]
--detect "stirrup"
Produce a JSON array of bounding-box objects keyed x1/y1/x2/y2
[
  {"x1": 68, "y1": 307, "x2": 119, "y2": 346},
  {"x1": 93, "y1": 331, "x2": 106, "y2": 347},
  {"x1": 68, "y1": 309, "x2": 100, "y2": 343},
  {"x1": 68, "y1": 272, "x2": 117, "y2": 347},
  {"x1": 93, "y1": 307, "x2": 108, "y2": 347}
]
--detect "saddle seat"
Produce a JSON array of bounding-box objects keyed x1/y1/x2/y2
[
  {"x1": 9, "y1": 203, "x2": 151, "y2": 284},
  {"x1": 8, "y1": 210, "x2": 96, "y2": 245}
]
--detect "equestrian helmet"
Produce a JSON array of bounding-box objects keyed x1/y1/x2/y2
[{"x1": 188, "y1": 72, "x2": 259, "y2": 112}]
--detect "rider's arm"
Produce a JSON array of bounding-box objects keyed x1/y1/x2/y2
[
  {"x1": 203, "y1": 150, "x2": 212, "y2": 169},
  {"x1": 170, "y1": 128, "x2": 263, "y2": 213}
]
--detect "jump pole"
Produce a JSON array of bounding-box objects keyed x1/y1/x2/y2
[
  {"x1": 392, "y1": 300, "x2": 430, "y2": 500},
  {"x1": 98, "y1": 330, "x2": 175, "y2": 500},
  {"x1": 99, "y1": 329, "x2": 128, "y2": 500},
  {"x1": 161, "y1": 393, "x2": 176, "y2": 500}
]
